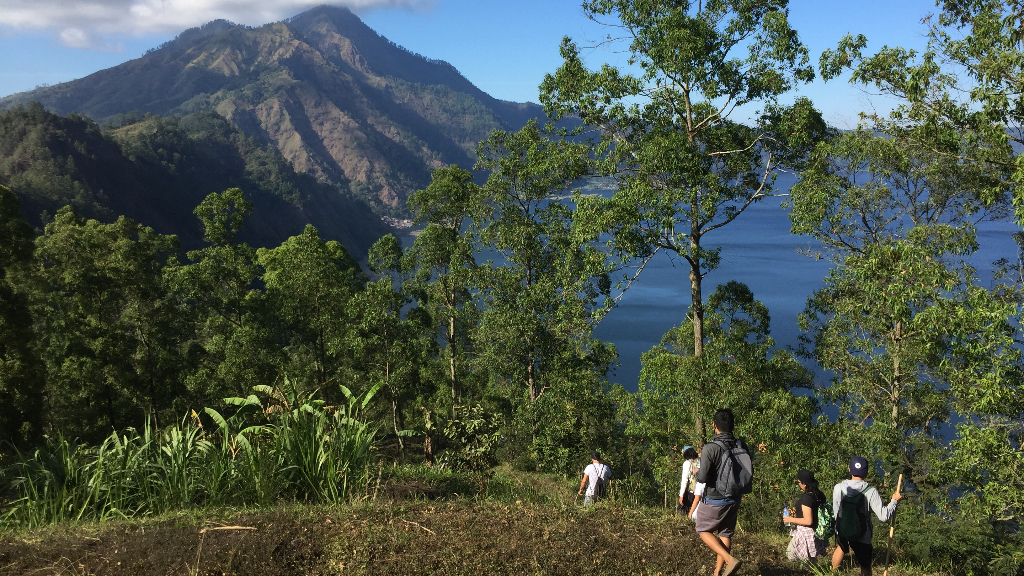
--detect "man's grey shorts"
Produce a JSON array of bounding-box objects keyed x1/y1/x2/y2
[{"x1": 694, "y1": 501, "x2": 740, "y2": 538}]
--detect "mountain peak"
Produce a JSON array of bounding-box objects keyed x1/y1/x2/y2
[
  {"x1": 286, "y1": 4, "x2": 360, "y2": 25},
  {"x1": 154, "y1": 19, "x2": 247, "y2": 54},
  {"x1": 0, "y1": 6, "x2": 544, "y2": 212}
]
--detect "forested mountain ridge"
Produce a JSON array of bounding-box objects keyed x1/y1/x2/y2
[
  {"x1": 0, "y1": 6, "x2": 545, "y2": 212},
  {"x1": 0, "y1": 104, "x2": 390, "y2": 256}
]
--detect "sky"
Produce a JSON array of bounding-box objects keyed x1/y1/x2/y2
[{"x1": 0, "y1": 0, "x2": 938, "y2": 128}]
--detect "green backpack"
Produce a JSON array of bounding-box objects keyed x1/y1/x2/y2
[
  {"x1": 837, "y1": 488, "x2": 872, "y2": 540},
  {"x1": 815, "y1": 499, "x2": 836, "y2": 541}
]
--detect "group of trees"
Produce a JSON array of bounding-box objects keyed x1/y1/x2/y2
[
  {"x1": 548, "y1": 0, "x2": 1024, "y2": 568},
  {"x1": 0, "y1": 187, "x2": 357, "y2": 443},
  {"x1": 2, "y1": 0, "x2": 1024, "y2": 572},
  {"x1": 0, "y1": 118, "x2": 621, "y2": 479}
]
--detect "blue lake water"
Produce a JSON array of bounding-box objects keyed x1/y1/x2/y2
[
  {"x1": 404, "y1": 179, "x2": 1022, "y2": 392},
  {"x1": 593, "y1": 196, "x2": 833, "y2": 389},
  {"x1": 593, "y1": 195, "x2": 1021, "y2": 390}
]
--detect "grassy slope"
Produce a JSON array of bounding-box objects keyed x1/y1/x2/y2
[
  {"x1": 0, "y1": 504, "x2": 791, "y2": 575},
  {"x1": 0, "y1": 508, "x2": 923, "y2": 576},
  {"x1": 0, "y1": 467, "x2": 921, "y2": 576}
]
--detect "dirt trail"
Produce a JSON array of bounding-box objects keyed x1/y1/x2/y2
[{"x1": 0, "y1": 503, "x2": 821, "y2": 575}]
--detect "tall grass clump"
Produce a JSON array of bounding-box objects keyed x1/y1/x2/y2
[
  {"x1": 242, "y1": 381, "x2": 378, "y2": 503},
  {"x1": 0, "y1": 380, "x2": 379, "y2": 530},
  {"x1": 0, "y1": 435, "x2": 115, "y2": 529}
]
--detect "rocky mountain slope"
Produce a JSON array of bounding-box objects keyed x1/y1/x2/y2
[{"x1": 0, "y1": 7, "x2": 545, "y2": 213}]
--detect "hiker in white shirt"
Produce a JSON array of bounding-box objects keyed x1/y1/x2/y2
[
  {"x1": 678, "y1": 445, "x2": 700, "y2": 513},
  {"x1": 577, "y1": 450, "x2": 611, "y2": 506}
]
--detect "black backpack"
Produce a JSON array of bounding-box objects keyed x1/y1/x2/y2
[
  {"x1": 711, "y1": 440, "x2": 754, "y2": 497},
  {"x1": 593, "y1": 464, "x2": 609, "y2": 498}
]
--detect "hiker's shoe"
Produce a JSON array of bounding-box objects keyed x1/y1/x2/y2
[{"x1": 721, "y1": 557, "x2": 743, "y2": 576}]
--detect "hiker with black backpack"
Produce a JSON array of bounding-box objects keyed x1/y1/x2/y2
[
  {"x1": 783, "y1": 468, "x2": 831, "y2": 562},
  {"x1": 694, "y1": 409, "x2": 753, "y2": 576},
  {"x1": 831, "y1": 456, "x2": 902, "y2": 576},
  {"x1": 578, "y1": 451, "x2": 611, "y2": 506}
]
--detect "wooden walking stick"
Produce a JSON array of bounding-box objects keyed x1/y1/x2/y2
[{"x1": 882, "y1": 474, "x2": 904, "y2": 576}]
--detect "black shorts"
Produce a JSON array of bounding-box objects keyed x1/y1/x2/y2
[
  {"x1": 837, "y1": 536, "x2": 873, "y2": 568},
  {"x1": 681, "y1": 491, "x2": 695, "y2": 511}
]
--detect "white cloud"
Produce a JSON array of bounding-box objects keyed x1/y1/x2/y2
[
  {"x1": 58, "y1": 27, "x2": 92, "y2": 48},
  {"x1": 58, "y1": 27, "x2": 125, "y2": 51},
  {"x1": 0, "y1": 0, "x2": 433, "y2": 49}
]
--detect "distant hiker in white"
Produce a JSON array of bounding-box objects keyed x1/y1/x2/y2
[
  {"x1": 578, "y1": 450, "x2": 611, "y2": 506},
  {"x1": 831, "y1": 456, "x2": 902, "y2": 576},
  {"x1": 678, "y1": 445, "x2": 700, "y2": 514}
]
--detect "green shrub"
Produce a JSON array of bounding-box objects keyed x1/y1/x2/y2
[
  {"x1": 437, "y1": 404, "x2": 501, "y2": 472},
  {"x1": 896, "y1": 513, "x2": 995, "y2": 575}
]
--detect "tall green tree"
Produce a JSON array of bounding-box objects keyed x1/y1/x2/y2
[
  {"x1": 470, "y1": 120, "x2": 616, "y2": 468},
  {"x1": 624, "y1": 281, "x2": 814, "y2": 500},
  {"x1": 539, "y1": 0, "x2": 826, "y2": 365},
  {"x1": 792, "y1": 125, "x2": 1020, "y2": 573},
  {"x1": 405, "y1": 166, "x2": 484, "y2": 414},
  {"x1": 920, "y1": 3, "x2": 1024, "y2": 542},
  {"x1": 809, "y1": 1, "x2": 1024, "y2": 539},
  {"x1": 257, "y1": 224, "x2": 364, "y2": 396},
  {"x1": 0, "y1": 184, "x2": 44, "y2": 446},
  {"x1": 166, "y1": 189, "x2": 280, "y2": 400},
  {"x1": 791, "y1": 128, "x2": 1006, "y2": 484},
  {"x1": 357, "y1": 234, "x2": 433, "y2": 451},
  {"x1": 21, "y1": 206, "x2": 182, "y2": 440}
]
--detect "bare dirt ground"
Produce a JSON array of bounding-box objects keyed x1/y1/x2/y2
[{"x1": 0, "y1": 501, "x2": 825, "y2": 575}]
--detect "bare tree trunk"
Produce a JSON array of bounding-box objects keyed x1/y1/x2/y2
[
  {"x1": 689, "y1": 251, "x2": 705, "y2": 357},
  {"x1": 386, "y1": 357, "x2": 405, "y2": 451},
  {"x1": 527, "y1": 363, "x2": 536, "y2": 402},
  {"x1": 449, "y1": 314, "x2": 457, "y2": 415},
  {"x1": 695, "y1": 416, "x2": 707, "y2": 449},
  {"x1": 393, "y1": 397, "x2": 404, "y2": 451},
  {"x1": 143, "y1": 333, "x2": 159, "y2": 431},
  {"x1": 318, "y1": 326, "x2": 327, "y2": 387},
  {"x1": 423, "y1": 409, "x2": 434, "y2": 466},
  {"x1": 527, "y1": 361, "x2": 537, "y2": 443},
  {"x1": 891, "y1": 321, "x2": 902, "y2": 429}
]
